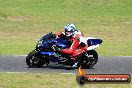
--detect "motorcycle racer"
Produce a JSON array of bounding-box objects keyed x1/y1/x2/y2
[
  {"x1": 26, "y1": 24, "x2": 102, "y2": 68},
  {"x1": 55, "y1": 24, "x2": 88, "y2": 66}
]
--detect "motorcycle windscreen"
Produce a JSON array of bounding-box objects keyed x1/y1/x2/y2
[{"x1": 87, "y1": 39, "x2": 103, "y2": 46}]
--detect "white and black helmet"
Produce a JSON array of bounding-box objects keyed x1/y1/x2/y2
[{"x1": 64, "y1": 24, "x2": 77, "y2": 36}]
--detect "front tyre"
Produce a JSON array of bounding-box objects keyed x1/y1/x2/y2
[{"x1": 26, "y1": 50, "x2": 44, "y2": 68}]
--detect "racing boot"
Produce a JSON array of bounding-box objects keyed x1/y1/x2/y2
[{"x1": 72, "y1": 62, "x2": 78, "y2": 67}]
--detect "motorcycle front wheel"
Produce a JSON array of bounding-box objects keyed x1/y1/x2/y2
[{"x1": 26, "y1": 50, "x2": 45, "y2": 68}]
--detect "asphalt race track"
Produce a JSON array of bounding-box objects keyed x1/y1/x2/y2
[{"x1": 0, "y1": 55, "x2": 132, "y2": 74}]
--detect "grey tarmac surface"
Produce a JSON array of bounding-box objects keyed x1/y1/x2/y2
[{"x1": 0, "y1": 55, "x2": 132, "y2": 74}]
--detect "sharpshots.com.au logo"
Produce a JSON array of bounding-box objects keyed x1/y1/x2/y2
[{"x1": 76, "y1": 66, "x2": 131, "y2": 85}]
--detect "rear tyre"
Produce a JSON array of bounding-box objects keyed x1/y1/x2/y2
[
  {"x1": 86, "y1": 50, "x2": 98, "y2": 68},
  {"x1": 80, "y1": 50, "x2": 98, "y2": 69},
  {"x1": 26, "y1": 50, "x2": 45, "y2": 68}
]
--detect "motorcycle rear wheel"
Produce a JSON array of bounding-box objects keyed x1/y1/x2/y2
[{"x1": 80, "y1": 50, "x2": 98, "y2": 69}]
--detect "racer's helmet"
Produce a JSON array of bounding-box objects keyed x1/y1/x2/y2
[{"x1": 64, "y1": 24, "x2": 77, "y2": 36}]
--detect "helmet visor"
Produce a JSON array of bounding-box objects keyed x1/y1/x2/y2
[
  {"x1": 65, "y1": 29, "x2": 73, "y2": 36},
  {"x1": 65, "y1": 31, "x2": 71, "y2": 35}
]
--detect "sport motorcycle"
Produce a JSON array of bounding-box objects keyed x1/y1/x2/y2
[{"x1": 26, "y1": 32, "x2": 103, "y2": 68}]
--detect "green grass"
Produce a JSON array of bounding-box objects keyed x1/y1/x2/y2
[
  {"x1": 0, "y1": 72, "x2": 131, "y2": 88},
  {"x1": 0, "y1": 0, "x2": 132, "y2": 55},
  {"x1": 0, "y1": 1, "x2": 132, "y2": 88}
]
